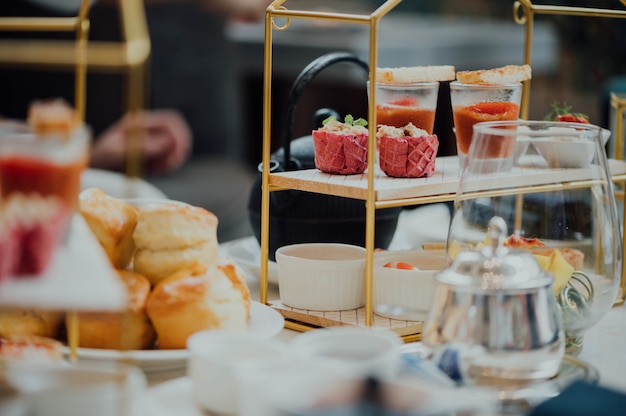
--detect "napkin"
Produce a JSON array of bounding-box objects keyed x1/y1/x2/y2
[{"x1": 529, "y1": 381, "x2": 626, "y2": 416}]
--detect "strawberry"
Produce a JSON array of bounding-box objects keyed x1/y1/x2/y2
[
  {"x1": 544, "y1": 101, "x2": 590, "y2": 124},
  {"x1": 383, "y1": 261, "x2": 419, "y2": 270},
  {"x1": 556, "y1": 114, "x2": 590, "y2": 124}
]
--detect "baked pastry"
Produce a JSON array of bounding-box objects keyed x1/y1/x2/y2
[
  {"x1": 376, "y1": 123, "x2": 438, "y2": 178},
  {"x1": 0, "y1": 308, "x2": 63, "y2": 339},
  {"x1": 27, "y1": 98, "x2": 77, "y2": 138},
  {"x1": 216, "y1": 256, "x2": 251, "y2": 317},
  {"x1": 312, "y1": 115, "x2": 369, "y2": 175},
  {"x1": 376, "y1": 65, "x2": 455, "y2": 84},
  {"x1": 133, "y1": 202, "x2": 219, "y2": 285},
  {"x1": 456, "y1": 64, "x2": 532, "y2": 85},
  {"x1": 146, "y1": 261, "x2": 249, "y2": 349},
  {"x1": 79, "y1": 188, "x2": 139, "y2": 269},
  {"x1": 0, "y1": 193, "x2": 70, "y2": 277},
  {"x1": 72, "y1": 270, "x2": 155, "y2": 350}
]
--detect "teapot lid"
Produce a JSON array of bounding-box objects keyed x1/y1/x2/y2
[{"x1": 438, "y1": 217, "x2": 552, "y2": 290}]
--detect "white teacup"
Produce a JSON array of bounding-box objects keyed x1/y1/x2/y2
[
  {"x1": 5, "y1": 362, "x2": 146, "y2": 416},
  {"x1": 187, "y1": 330, "x2": 291, "y2": 415},
  {"x1": 290, "y1": 327, "x2": 403, "y2": 380}
]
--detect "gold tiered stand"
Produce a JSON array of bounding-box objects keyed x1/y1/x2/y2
[
  {"x1": 0, "y1": 0, "x2": 150, "y2": 180},
  {"x1": 260, "y1": 0, "x2": 626, "y2": 340},
  {"x1": 260, "y1": 0, "x2": 412, "y2": 337},
  {"x1": 0, "y1": 0, "x2": 151, "y2": 359},
  {"x1": 513, "y1": 0, "x2": 626, "y2": 304}
]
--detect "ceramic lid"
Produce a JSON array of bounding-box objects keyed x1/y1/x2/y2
[{"x1": 437, "y1": 216, "x2": 552, "y2": 290}]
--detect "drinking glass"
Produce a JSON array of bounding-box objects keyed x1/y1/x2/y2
[
  {"x1": 447, "y1": 120, "x2": 622, "y2": 355},
  {"x1": 370, "y1": 81, "x2": 439, "y2": 133},
  {"x1": 0, "y1": 120, "x2": 90, "y2": 212},
  {"x1": 450, "y1": 81, "x2": 522, "y2": 167}
]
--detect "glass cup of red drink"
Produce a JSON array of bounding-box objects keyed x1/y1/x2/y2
[
  {"x1": 0, "y1": 120, "x2": 90, "y2": 213},
  {"x1": 450, "y1": 81, "x2": 522, "y2": 168},
  {"x1": 370, "y1": 81, "x2": 440, "y2": 133}
]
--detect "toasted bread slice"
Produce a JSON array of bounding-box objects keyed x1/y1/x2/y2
[
  {"x1": 456, "y1": 64, "x2": 532, "y2": 84},
  {"x1": 376, "y1": 65, "x2": 456, "y2": 84}
]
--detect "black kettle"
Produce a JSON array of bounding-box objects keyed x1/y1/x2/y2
[{"x1": 247, "y1": 52, "x2": 402, "y2": 261}]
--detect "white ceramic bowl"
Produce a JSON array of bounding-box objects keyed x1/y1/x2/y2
[
  {"x1": 532, "y1": 127, "x2": 611, "y2": 168},
  {"x1": 275, "y1": 243, "x2": 366, "y2": 311},
  {"x1": 290, "y1": 326, "x2": 403, "y2": 380},
  {"x1": 374, "y1": 250, "x2": 447, "y2": 320}
]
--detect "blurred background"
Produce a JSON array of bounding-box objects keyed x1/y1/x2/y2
[{"x1": 1, "y1": 0, "x2": 625, "y2": 242}]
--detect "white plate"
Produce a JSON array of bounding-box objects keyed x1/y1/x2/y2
[
  {"x1": 220, "y1": 237, "x2": 279, "y2": 284},
  {"x1": 62, "y1": 302, "x2": 285, "y2": 373},
  {"x1": 81, "y1": 168, "x2": 167, "y2": 200}
]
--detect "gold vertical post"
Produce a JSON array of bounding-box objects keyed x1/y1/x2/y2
[
  {"x1": 262, "y1": 0, "x2": 402, "y2": 332},
  {"x1": 612, "y1": 93, "x2": 626, "y2": 304}
]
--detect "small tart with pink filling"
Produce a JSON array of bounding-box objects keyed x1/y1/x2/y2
[{"x1": 377, "y1": 123, "x2": 439, "y2": 178}]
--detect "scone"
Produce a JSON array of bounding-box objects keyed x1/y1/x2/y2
[
  {"x1": 71, "y1": 270, "x2": 155, "y2": 350},
  {"x1": 146, "y1": 261, "x2": 249, "y2": 349},
  {"x1": 133, "y1": 202, "x2": 219, "y2": 285},
  {"x1": 0, "y1": 308, "x2": 64, "y2": 339},
  {"x1": 79, "y1": 188, "x2": 138, "y2": 269}
]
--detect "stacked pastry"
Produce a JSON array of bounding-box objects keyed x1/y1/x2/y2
[{"x1": 72, "y1": 188, "x2": 251, "y2": 350}]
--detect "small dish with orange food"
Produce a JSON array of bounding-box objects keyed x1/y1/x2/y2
[{"x1": 373, "y1": 250, "x2": 447, "y2": 321}]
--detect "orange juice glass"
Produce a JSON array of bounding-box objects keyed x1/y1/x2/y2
[{"x1": 450, "y1": 81, "x2": 522, "y2": 166}]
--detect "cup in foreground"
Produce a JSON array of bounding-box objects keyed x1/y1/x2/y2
[
  {"x1": 239, "y1": 357, "x2": 497, "y2": 416},
  {"x1": 5, "y1": 362, "x2": 146, "y2": 416},
  {"x1": 290, "y1": 326, "x2": 403, "y2": 380},
  {"x1": 450, "y1": 81, "x2": 522, "y2": 168},
  {"x1": 276, "y1": 243, "x2": 366, "y2": 311},
  {"x1": 187, "y1": 330, "x2": 291, "y2": 415}
]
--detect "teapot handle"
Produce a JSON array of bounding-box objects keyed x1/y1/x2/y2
[{"x1": 281, "y1": 52, "x2": 369, "y2": 170}]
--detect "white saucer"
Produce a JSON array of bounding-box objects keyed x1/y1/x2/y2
[{"x1": 63, "y1": 302, "x2": 284, "y2": 373}]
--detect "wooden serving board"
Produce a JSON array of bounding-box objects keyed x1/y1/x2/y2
[
  {"x1": 271, "y1": 301, "x2": 423, "y2": 338},
  {"x1": 269, "y1": 156, "x2": 626, "y2": 202}
]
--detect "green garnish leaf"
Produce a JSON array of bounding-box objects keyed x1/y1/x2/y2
[
  {"x1": 543, "y1": 100, "x2": 588, "y2": 121},
  {"x1": 322, "y1": 114, "x2": 368, "y2": 127},
  {"x1": 322, "y1": 115, "x2": 337, "y2": 126},
  {"x1": 352, "y1": 117, "x2": 368, "y2": 127},
  {"x1": 343, "y1": 114, "x2": 368, "y2": 127}
]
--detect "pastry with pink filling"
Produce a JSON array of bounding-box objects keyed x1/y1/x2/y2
[
  {"x1": 312, "y1": 115, "x2": 369, "y2": 175},
  {"x1": 377, "y1": 123, "x2": 439, "y2": 178},
  {"x1": 0, "y1": 193, "x2": 70, "y2": 279}
]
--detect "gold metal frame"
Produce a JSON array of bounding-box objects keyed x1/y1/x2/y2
[
  {"x1": 261, "y1": 0, "x2": 402, "y2": 331},
  {"x1": 0, "y1": 0, "x2": 150, "y2": 178},
  {"x1": 513, "y1": 0, "x2": 626, "y2": 120},
  {"x1": 612, "y1": 92, "x2": 626, "y2": 303},
  {"x1": 513, "y1": 0, "x2": 626, "y2": 304},
  {"x1": 261, "y1": 1, "x2": 626, "y2": 335}
]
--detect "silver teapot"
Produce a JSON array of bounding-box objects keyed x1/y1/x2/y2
[{"x1": 423, "y1": 217, "x2": 564, "y2": 384}]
